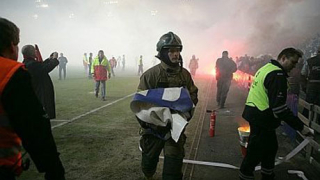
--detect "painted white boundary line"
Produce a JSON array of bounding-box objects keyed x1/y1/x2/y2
[
  {"x1": 51, "y1": 120, "x2": 69, "y2": 122},
  {"x1": 51, "y1": 93, "x2": 135, "y2": 129},
  {"x1": 159, "y1": 137, "x2": 312, "y2": 171}
]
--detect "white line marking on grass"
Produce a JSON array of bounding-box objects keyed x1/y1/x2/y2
[
  {"x1": 51, "y1": 120, "x2": 70, "y2": 122},
  {"x1": 52, "y1": 93, "x2": 135, "y2": 129}
]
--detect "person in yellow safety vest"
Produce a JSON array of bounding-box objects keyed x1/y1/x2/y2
[
  {"x1": 83, "y1": 53, "x2": 88, "y2": 74},
  {"x1": 91, "y1": 50, "x2": 111, "y2": 101},
  {"x1": 239, "y1": 48, "x2": 313, "y2": 180},
  {"x1": 0, "y1": 17, "x2": 65, "y2": 180}
]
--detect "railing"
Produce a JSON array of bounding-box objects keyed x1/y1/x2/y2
[{"x1": 297, "y1": 99, "x2": 320, "y2": 169}]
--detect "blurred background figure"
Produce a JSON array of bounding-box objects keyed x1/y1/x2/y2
[
  {"x1": 122, "y1": 54, "x2": 126, "y2": 71},
  {"x1": 189, "y1": 55, "x2": 199, "y2": 76},
  {"x1": 215, "y1": 51, "x2": 237, "y2": 108},
  {"x1": 83, "y1": 52, "x2": 88, "y2": 75},
  {"x1": 109, "y1": 56, "x2": 117, "y2": 77},
  {"x1": 138, "y1": 55, "x2": 143, "y2": 76},
  {"x1": 88, "y1": 52, "x2": 93, "y2": 79},
  {"x1": 58, "y1": 53, "x2": 68, "y2": 80}
]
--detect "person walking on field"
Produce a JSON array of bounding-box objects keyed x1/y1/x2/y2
[
  {"x1": 239, "y1": 48, "x2": 313, "y2": 180},
  {"x1": 189, "y1": 55, "x2": 199, "y2": 76},
  {"x1": 91, "y1": 50, "x2": 111, "y2": 101},
  {"x1": 0, "y1": 17, "x2": 65, "y2": 180},
  {"x1": 138, "y1": 55, "x2": 144, "y2": 76},
  {"x1": 135, "y1": 32, "x2": 198, "y2": 180},
  {"x1": 215, "y1": 51, "x2": 237, "y2": 108},
  {"x1": 109, "y1": 56, "x2": 117, "y2": 77}
]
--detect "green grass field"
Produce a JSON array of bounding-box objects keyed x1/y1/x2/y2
[{"x1": 17, "y1": 67, "x2": 210, "y2": 180}]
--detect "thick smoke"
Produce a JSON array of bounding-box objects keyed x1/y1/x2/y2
[{"x1": 1, "y1": 0, "x2": 319, "y2": 74}]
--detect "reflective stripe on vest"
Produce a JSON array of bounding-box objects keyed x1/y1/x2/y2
[
  {"x1": 245, "y1": 63, "x2": 281, "y2": 111},
  {"x1": 0, "y1": 57, "x2": 24, "y2": 175}
]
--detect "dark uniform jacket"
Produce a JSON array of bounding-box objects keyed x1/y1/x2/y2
[
  {"x1": 1, "y1": 68, "x2": 65, "y2": 179},
  {"x1": 216, "y1": 57, "x2": 237, "y2": 80},
  {"x1": 242, "y1": 60, "x2": 304, "y2": 131},
  {"x1": 23, "y1": 58, "x2": 59, "y2": 119},
  {"x1": 138, "y1": 61, "x2": 198, "y2": 105},
  {"x1": 137, "y1": 61, "x2": 198, "y2": 133}
]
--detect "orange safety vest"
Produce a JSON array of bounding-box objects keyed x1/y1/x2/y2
[{"x1": 0, "y1": 57, "x2": 24, "y2": 175}]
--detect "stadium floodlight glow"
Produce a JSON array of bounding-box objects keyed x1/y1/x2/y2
[
  {"x1": 35, "y1": 0, "x2": 42, "y2": 3},
  {"x1": 104, "y1": 0, "x2": 118, "y2": 5},
  {"x1": 33, "y1": 14, "x2": 39, "y2": 19},
  {"x1": 151, "y1": 10, "x2": 158, "y2": 16},
  {"x1": 40, "y1": 4, "x2": 49, "y2": 8},
  {"x1": 69, "y1": 13, "x2": 75, "y2": 19}
]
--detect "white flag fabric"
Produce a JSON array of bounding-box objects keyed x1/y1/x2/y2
[{"x1": 131, "y1": 87, "x2": 193, "y2": 142}]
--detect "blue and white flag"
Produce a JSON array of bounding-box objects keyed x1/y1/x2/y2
[{"x1": 130, "y1": 87, "x2": 194, "y2": 142}]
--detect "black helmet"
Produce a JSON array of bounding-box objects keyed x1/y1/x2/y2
[{"x1": 156, "y1": 32, "x2": 183, "y2": 52}]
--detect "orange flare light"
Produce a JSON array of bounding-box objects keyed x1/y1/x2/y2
[{"x1": 238, "y1": 126, "x2": 250, "y2": 133}]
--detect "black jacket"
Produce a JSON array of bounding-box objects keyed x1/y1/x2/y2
[
  {"x1": 1, "y1": 68, "x2": 64, "y2": 180},
  {"x1": 23, "y1": 58, "x2": 59, "y2": 119},
  {"x1": 242, "y1": 60, "x2": 304, "y2": 131}
]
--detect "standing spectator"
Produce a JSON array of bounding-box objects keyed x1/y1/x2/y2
[
  {"x1": 0, "y1": 17, "x2": 65, "y2": 180},
  {"x1": 83, "y1": 53, "x2": 88, "y2": 74},
  {"x1": 91, "y1": 50, "x2": 111, "y2": 101},
  {"x1": 122, "y1": 54, "x2": 126, "y2": 71},
  {"x1": 189, "y1": 55, "x2": 199, "y2": 76},
  {"x1": 109, "y1": 56, "x2": 117, "y2": 77},
  {"x1": 301, "y1": 46, "x2": 320, "y2": 108},
  {"x1": 138, "y1": 55, "x2": 144, "y2": 76},
  {"x1": 22, "y1": 46, "x2": 59, "y2": 119},
  {"x1": 215, "y1": 51, "x2": 237, "y2": 108},
  {"x1": 117, "y1": 56, "x2": 121, "y2": 69},
  {"x1": 136, "y1": 32, "x2": 198, "y2": 180},
  {"x1": 88, "y1": 52, "x2": 93, "y2": 79},
  {"x1": 239, "y1": 48, "x2": 313, "y2": 180},
  {"x1": 58, "y1": 53, "x2": 68, "y2": 80}
]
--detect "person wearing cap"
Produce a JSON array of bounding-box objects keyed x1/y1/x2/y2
[
  {"x1": 0, "y1": 17, "x2": 65, "y2": 180},
  {"x1": 136, "y1": 32, "x2": 198, "y2": 180},
  {"x1": 239, "y1": 48, "x2": 313, "y2": 180},
  {"x1": 301, "y1": 46, "x2": 320, "y2": 110},
  {"x1": 215, "y1": 51, "x2": 237, "y2": 108}
]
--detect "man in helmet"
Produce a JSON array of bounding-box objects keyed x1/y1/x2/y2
[{"x1": 136, "y1": 32, "x2": 198, "y2": 180}]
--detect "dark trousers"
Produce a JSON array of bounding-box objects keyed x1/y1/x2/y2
[
  {"x1": 0, "y1": 168, "x2": 16, "y2": 180},
  {"x1": 139, "y1": 133, "x2": 186, "y2": 180},
  {"x1": 239, "y1": 125, "x2": 278, "y2": 180},
  {"x1": 216, "y1": 79, "x2": 231, "y2": 107},
  {"x1": 59, "y1": 66, "x2": 66, "y2": 80},
  {"x1": 95, "y1": 80, "x2": 106, "y2": 98}
]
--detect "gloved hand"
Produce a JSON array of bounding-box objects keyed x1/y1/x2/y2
[
  {"x1": 301, "y1": 125, "x2": 314, "y2": 136},
  {"x1": 108, "y1": 73, "x2": 111, "y2": 79}
]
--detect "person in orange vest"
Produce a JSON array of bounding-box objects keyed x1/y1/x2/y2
[
  {"x1": 109, "y1": 56, "x2": 117, "y2": 77},
  {"x1": 0, "y1": 17, "x2": 65, "y2": 180},
  {"x1": 91, "y1": 50, "x2": 111, "y2": 101}
]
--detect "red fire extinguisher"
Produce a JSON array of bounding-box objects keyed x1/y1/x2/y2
[{"x1": 207, "y1": 110, "x2": 216, "y2": 137}]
